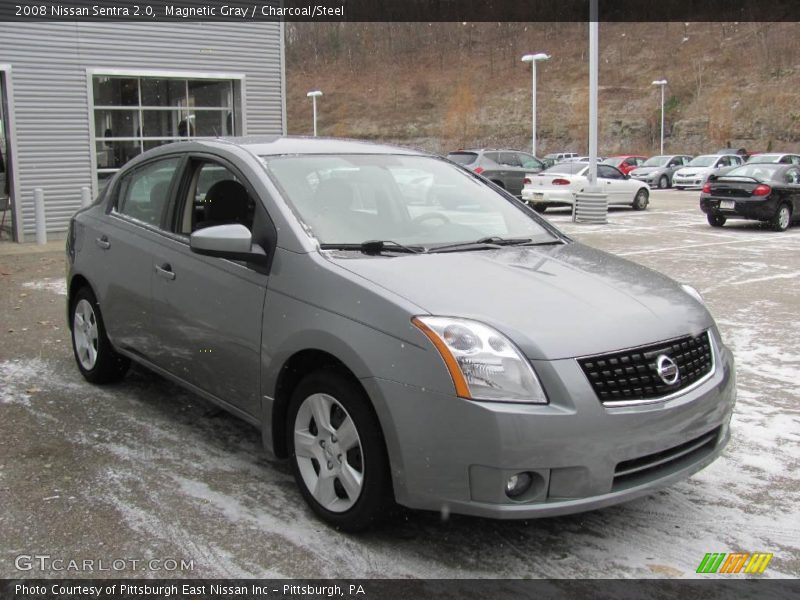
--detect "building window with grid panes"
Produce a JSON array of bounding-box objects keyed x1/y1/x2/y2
[{"x1": 92, "y1": 74, "x2": 240, "y2": 189}]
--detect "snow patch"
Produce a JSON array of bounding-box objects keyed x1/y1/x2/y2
[{"x1": 22, "y1": 277, "x2": 67, "y2": 296}]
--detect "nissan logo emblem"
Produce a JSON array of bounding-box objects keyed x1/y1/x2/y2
[{"x1": 655, "y1": 354, "x2": 680, "y2": 385}]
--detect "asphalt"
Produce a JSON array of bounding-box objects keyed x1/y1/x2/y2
[{"x1": 0, "y1": 190, "x2": 798, "y2": 579}]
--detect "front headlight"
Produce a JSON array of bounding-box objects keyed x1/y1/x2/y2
[
  {"x1": 681, "y1": 284, "x2": 706, "y2": 307},
  {"x1": 412, "y1": 316, "x2": 548, "y2": 404}
]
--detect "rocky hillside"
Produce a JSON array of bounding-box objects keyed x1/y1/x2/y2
[{"x1": 285, "y1": 22, "x2": 800, "y2": 156}]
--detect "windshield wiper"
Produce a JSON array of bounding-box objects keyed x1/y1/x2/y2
[
  {"x1": 320, "y1": 240, "x2": 425, "y2": 255},
  {"x1": 427, "y1": 236, "x2": 561, "y2": 253}
]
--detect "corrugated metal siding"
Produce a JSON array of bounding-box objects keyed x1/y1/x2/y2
[{"x1": 0, "y1": 21, "x2": 283, "y2": 239}]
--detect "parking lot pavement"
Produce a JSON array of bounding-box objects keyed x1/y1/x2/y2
[{"x1": 0, "y1": 189, "x2": 798, "y2": 579}]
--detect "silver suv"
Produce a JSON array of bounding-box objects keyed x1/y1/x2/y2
[
  {"x1": 447, "y1": 149, "x2": 544, "y2": 199},
  {"x1": 67, "y1": 137, "x2": 735, "y2": 531}
]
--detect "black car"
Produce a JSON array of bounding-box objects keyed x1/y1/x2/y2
[
  {"x1": 447, "y1": 149, "x2": 544, "y2": 198},
  {"x1": 700, "y1": 163, "x2": 800, "y2": 231}
]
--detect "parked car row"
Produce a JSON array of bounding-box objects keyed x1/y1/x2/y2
[{"x1": 446, "y1": 147, "x2": 800, "y2": 228}]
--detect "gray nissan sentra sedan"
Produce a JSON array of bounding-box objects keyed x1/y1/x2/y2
[{"x1": 66, "y1": 136, "x2": 736, "y2": 531}]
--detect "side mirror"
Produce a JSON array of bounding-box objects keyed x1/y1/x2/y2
[{"x1": 190, "y1": 224, "x2": 269, "y2": 266}]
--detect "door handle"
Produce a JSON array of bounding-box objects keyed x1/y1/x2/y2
[
  {"x1": 155, "y1": 263, "x2": 176, "y2": 281},
  {"x1": 95, "y1": 236, "x2": 110, "y2": 250}
]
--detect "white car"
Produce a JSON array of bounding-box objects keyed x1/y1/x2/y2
[
  {"x1": 672, "y1": 154, "x2": 743, "y2": 189},
  {"x1": 521, "y1": 162, "x2": 650, "y2": 212}
]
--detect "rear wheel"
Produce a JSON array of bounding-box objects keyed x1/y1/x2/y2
[
  {"x1": 707, "y1": 214, "x2": 726, "y2": 227},
  {"x1": 287, "y1": 369, "x2": 392, "y2": 532},
  {"x1": 70, "y1": 287, "x2": 130, "y2": 384},
  {"x1": 658, "y1": 175, "x2": 669, "y2": 189},
  {"x1": 632, "y1": 189, "x2": 649, "y2": 210},
  {"x1": 771, "y1": 203, "x2": 792, "y2": 232}
]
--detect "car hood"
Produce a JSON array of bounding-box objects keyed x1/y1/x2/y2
[
  {"x1": 631, "y1": 167, "x2": 661, "y2": 175},
  {"x1": 327, "y1": 243, "x2": 711, "y2": 360}
]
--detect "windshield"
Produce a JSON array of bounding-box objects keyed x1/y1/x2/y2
[
  {"x1": 688, "y1": 155, "x2": 717, "y2": 167},
  {"x1": 601, "y1": 157, "x2": 622, "y2": 166},
  {"x1": 642, "y1": 156, "x2": 670, "y2": 167},
  {"x1": 746, "y1": 154, "x2": 781, "y2": 163},
  {"x1": 722, "y1": 164, "x2": 781, "y2": 180},
  {"x1": 447, "y1": 152, "x2": 478, "y2": 165},
  {"x1": 263, "y1": 154, "x2": 557, "y2": 248},
  {"x1": 542, "y1": 162, "x2": 587, "y2": 175}
]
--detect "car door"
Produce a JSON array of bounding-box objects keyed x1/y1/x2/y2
[
  {"x1": 597, "y1": 164, "x2": 629, "y2": 202},
  {"x1": 90, "y1": 155, "x2": 184, "y2": 358},
  {"x1": 783, "y1": 167, "x2": 800, "y2": 218},
  {"x1": 495, "y1": 151, "x2": 524, "y2": 196},
  {"x1": 506, "y1": 152, "x2": 543, "y2": 197},
  {"x1": 149, "y1": 154, "x2": 275, "y2": 418}
]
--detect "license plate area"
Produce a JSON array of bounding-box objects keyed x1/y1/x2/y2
[
  {"x1": 720, "y1": 200, "x2": 735, "y2": 210},
  {"x1": 533, "y1": 192, "x2": 544, "y2": 200}
]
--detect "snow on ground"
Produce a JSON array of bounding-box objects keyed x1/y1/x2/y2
[{"x1": 22, "y1": 277, "x2": 67, "y2": 296}]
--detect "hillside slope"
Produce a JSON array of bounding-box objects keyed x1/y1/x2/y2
[{"x1": 285, "y1": 22, "x2": 800, "y2": 156}]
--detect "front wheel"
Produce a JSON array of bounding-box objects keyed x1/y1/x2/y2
[
  {"x1": 771, "y1": 203, "x2": 792, "y2": 232},
  {"x1": 287, "y1": 369, "x2": 392, "y2": 532},
  {"x1": 707, "y1": 214, "x2": 726, "y2": 227},
  {"x1": 632, "y1": 189, "x2": 649, "y2": 210},
  {"x1": 70, "y1": 286, "x2": 130, "y2": 384},
  {"x1": 658, "y1": 175, "x2": 669, "y2": 189}
]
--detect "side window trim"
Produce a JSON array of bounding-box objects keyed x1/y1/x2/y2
[
  {"x1": 107, "y1": 153, "x2": 186, "y2": 232},
  {"x1": 169, "y1": 152, "x2": 264, "y2": 240}
]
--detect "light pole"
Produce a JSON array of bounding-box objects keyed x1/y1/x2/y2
[
  {"x1": 306, "y1": 90, "x2": 323, "y2": 137},
  {"x1": 521, "y1": 53, "x2": 549, "y2": 156},
  {"x1": 652, "y1": 79, "x2": 667, "y2": 155}
]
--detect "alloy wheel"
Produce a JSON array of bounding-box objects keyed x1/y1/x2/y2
[
  {"x1": 293, "y1": 392, "x2": 364, "y2": 512},
  {"x1": 73, "y1": 299, "x2": 99, "y2": 370},
  {"x1": 779, "y1": 205, "x2": 791, "y2": 230}
]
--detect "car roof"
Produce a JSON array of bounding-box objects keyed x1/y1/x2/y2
[{"x1": 217, "y1": 136, "x2": 427, "y2": 156}]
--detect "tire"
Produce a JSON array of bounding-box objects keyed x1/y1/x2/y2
[
  {"x1": 707, "y1": 214, "x2": 726, "y2": 227},
  {"x1": 70, "y1": 286, "x2": 130, "y2": 384},
  {"x1": 658, "y1": 175, "x2": 669, "y2": 189},
  {"x1": 632, "y1": 188, "x2": 649, "y2": 210},
  {"x1": 533, "y1": 203, "x2": 547, "y2": 213},
  {"x1": 287, "y1": 369, "x2": 392, "y2": 532},
  {"x1": 770, "y1": 203, "x2": 792, "y2": 232}
]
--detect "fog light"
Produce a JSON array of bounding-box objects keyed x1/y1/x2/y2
[{"x1": 505, "y1": 472, "x2": 533, "y2": 498}]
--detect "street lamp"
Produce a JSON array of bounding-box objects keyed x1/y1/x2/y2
[
  {"x1": 521, "y1": 53, "x2": 550, "y2": 156},
  {"x1": 306, "y1": 90, "x2": 323, "y2": 137},
  {"x1": 652, "y1": 79, "x2": 668, "y2": 155}
]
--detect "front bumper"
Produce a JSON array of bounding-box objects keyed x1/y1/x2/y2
[
  {"x1": 673, "y1": 174, "x2": 706, "y2": 188},
  {"x1": 363, "y1": 335, "x2": 735, "y2": 519},
  {"x1": 700, "y1": 195, "x2": 780, "y2": 221},
  {"x1": 521, "y1": 188, "x2": 575, "y2": 207}
]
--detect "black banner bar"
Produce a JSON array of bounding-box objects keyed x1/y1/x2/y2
[
  {"x1": 1, "y1": 579, "x2": 797, "y2": 600},
  {"x1": 0, "y1": 0, "x2": 798, "y2": 22}
]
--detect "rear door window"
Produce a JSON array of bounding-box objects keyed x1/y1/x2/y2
[
  {"x1": 116, "y1": 157, "x2": 181, "y2": 227},
  {"x1": 598, "y1": 165, "x2": 623, "y2": 179},
  {"x1": 498, "y1": 152, "x2": 522, "y2": 167}
]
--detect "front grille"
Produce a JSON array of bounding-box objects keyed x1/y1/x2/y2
[
  {"x1": 578, "y1": 331, "x2": 713, "y2": 405},
  {"x1": 612, "y1": 426, "x2": 721, "y2": 490}
]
